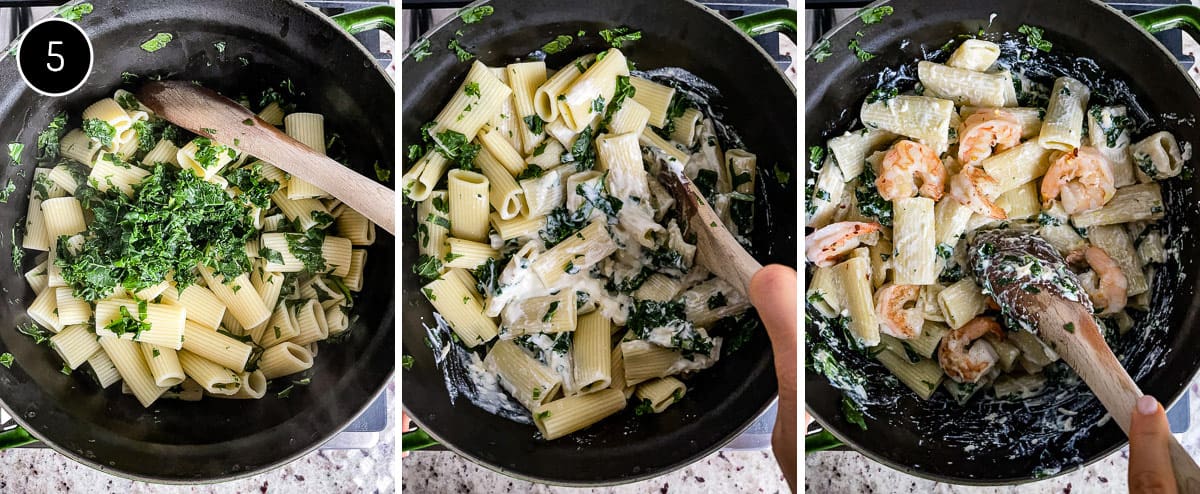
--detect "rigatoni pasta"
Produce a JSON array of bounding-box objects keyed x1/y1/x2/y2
[
  {"x1": 17, "y1": 84, "x2": 379, "y2": 407},
  {"x1": 406, "y1": 45, "x2": 760, "y2": 440},
  {"x1": 807, "y1": 34, "x2": 1185, "y2": 407}
]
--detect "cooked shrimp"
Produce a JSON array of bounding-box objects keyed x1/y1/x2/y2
[
  {"x1": 957, "y1": 109, "x2": 1022, "y2": 164},
  {"x1": 939, "y1": 316, "x2": 1005, "y2": 384},
  {"x1": 949, "y1": 164, "x2": 1007, "y2": 219},
  {"x1": 874, "y1": 283, "x2": 923, "y2": 339},
  {"x1": 877, "y1": 140, "x2": 947, "y2": 201},
  {"x1": 804, "y1": 221, "x2": 882, "y2": 267},
  {"x1": 1067, "y1": 246, "x2": 1128, "y2": 314},
  {"x1": 1041, "y1": 147, "x2": 1116, "y2": 214}
]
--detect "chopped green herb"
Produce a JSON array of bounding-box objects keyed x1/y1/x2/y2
[
  {"x1": 598, "y1": 27, "x2": 642, "y2": 48},
  {"x1": 105, "y1": 305, "x2": 152, "y2": 339},
  {"x1": 542, "y1": 300, "x2": 560, "y2": 322},
  {"x1": 448, "y1": 37, "x2": 474, "y2": 62},
  {"x1": 277, "y1": 385, "x2": 294, "y2": 398},
  {"x1": 773, "y1": 164, "x2": 791, "y2": 185},
  {"x1": 464, "y1": 82, "x2": 481, "y2": 98},
  {"x1": 857, "y1": 6, "x2": 894, "y2": 25},
  {"x1": 810, "y1": 39, "x2": 832, "y2": 62},
  {"x1": 523, "y1": 115, "x2": 546, "y2": 135},
  {"x1": 374, "y1": 161, "x2": 391, "y2": 182},
  {"x1": 11, "y1": 223, "x2": 24, "y2": 272},
  {"x1": 536, "y1": 410, "x2": 551, "y2": 420},
  {"x1": 140, "y1": 33, "x2": 174, "y2": 53},
  {"x1": 37, "y1": 112, "x2": 68, "y2": 160},
  {"x1": 866, "y1": 87, "x2": 898, "y2": 104},
  {"x1": 842, "y1": 396, "x2": 867, "y2": 430},
  {"x1": 54, "y1": 3, "x2": 93, "y2": 22},
  {"x1": 410, "y1": 38, "x2": 433, "y2": 62},
  {"x1": 634, "y1": 398, "x2": 655, "y2": 416},
  {"x1": 61, "y1": 364, "x2": 72, "y2": 376},
  {"x1": 59, "y1": 165, "x2": 258, "y2": 300},
  {"x1": 0, "y1": 180, "x2": 16, "y2": 203},
  {"x1": 82, "y1": 118, "x2": 116, "y2": 149},
  {"x1": 848, "y1": 38, "x2": 874, "y2": 62},
  {"x1": 1018, "y1": 25, "x2": 1053, "y2": 53},
  {"x1": 542, "y1": 35, "x2": 573, "y2": 55},
  {"x1": 413, "y1": 254, "x2": 443, "y2": 282},
  {"x1": 517, "y1": 164, "x2": 545, "y2": 181},
  {"x1": 0, "y1": 353, "x2": 12, "y2": 368},
  {"x1": 591, "y1": 95, "x2": 605, "y2": 114},
  {"x1": 458, "y1": 5, "x2": 494, "y2": 24},
  {"x1": 1064, "y1": 322, "x2": 1075, "y2": 333},
  {"x1": 402, "y1": 355, "x2": 415, "y2": 370},
  {"x1": 7, "y1": 142, "x2": 23, "y2": 165}
]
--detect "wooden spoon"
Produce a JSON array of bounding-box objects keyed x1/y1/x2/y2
[
  {"x1": 969, "y1": 229, "x2": 1200, "y2": 492},
  {"x1": 137, "y1": 81, "x2": 395, "y2": 234},
  {"x1": 656, "y1": 166, "x2": 762, "y2": 295}
]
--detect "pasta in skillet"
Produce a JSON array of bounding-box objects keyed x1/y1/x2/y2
[
  {"x1": 405, "y1": 47, "x2": 761, "y2": 440},
  {"x1": 805, "y1": 37, "x2": 1180, "y2": 404},
  {"x1": 16, "y1": 83, "x2": 375, "y2": 407}
]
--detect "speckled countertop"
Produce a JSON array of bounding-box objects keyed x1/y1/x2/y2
[
  {"x1": 805, "y1": 378, "x2": 1200, "y2": 493},
  {"x1": 0, "y1": 386, "x2": 395, "y2": 494},
  {"x1": 804, "y1": 16, "x2": 1200, "y2": 494},
  {"x1": 403, "y1": 450, "x2": 788, "y2": 494}
]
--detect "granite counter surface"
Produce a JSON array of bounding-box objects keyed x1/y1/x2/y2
[
  {"x1": 402, "y1": 450, "x2": 789, "y2": 494},
  {"x1": 0, "y1": 387, "x2": 395, "y2": 494}
]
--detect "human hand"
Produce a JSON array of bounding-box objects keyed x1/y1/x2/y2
[
  {"x1": 748, "y1": 264, "x2": 797, "y2": 493},
  {"x1": 1128, "y1": 395, "x2": 1176, "y2": 494}
]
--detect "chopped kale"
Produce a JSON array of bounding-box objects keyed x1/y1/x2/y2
[{"x1": 541, "y1": 35, "x2": 573, "y2": 55}]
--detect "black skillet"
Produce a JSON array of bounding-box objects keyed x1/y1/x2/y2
[
  {"x1": 806, "y1": 0, "x2": 1200, "y2": 485},
  {"x1": 0, "y1": 0, "x2": 395, "y2": 483},
  {"x1": 401, "y1": 0, "x2": 796, "y2": 485}
]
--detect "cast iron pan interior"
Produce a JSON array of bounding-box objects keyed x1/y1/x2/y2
[
  {"x1": 0, "y1": 0, "x2": 394, "y2": 483},
  {"x1": 402, "y1": 0, "x2": 795, "y2": 485},
  {"x1": 805, "y1": 0, "x2": 1200, "y2": 484}
]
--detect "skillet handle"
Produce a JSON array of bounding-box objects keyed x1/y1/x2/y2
[
  {"x1": 402, "y1": 429, "x2": 438, "y2": 452},
  {"x1": 804, "y1": 428, "x2": 843, "y2": 454},
  {"x1": 732, "y1": 9, "x2": 797, "y2": 43},
  {"x1": 331, "y1": 5, "x2": 396, "y2": 38},
  {"x1": 0, "y1": 427, "x2": 36, "y2": 450},
  {"x1": 1132, "y1": 5, "x2": 1200, "y2": 42}
]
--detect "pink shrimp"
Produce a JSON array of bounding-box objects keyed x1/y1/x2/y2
[
  {"x1": 949, "y1": 164, "x2": 1007, "y2": 219},
  {"x1": 804, "y1": 221, "x2": 882, "y2": 268},
  {"x1": 939, "y1": 316, "x2": 1005, "y2": 384},
  {"x1": 957, "y1": 109, "x2": 1022, "y2": 164},
  {"x1": 1067, "y1": 246, "x2": 1128, "y2": 314},
  {"x1": 874, "y1": 283, "x2": 924, "y2": 339},
  {"x1": 1041, "y1": 147, "x2": 1116, "y2": 214},
  {"x1": 877, "y1": 140, "x2": 948, "y2": 201}
]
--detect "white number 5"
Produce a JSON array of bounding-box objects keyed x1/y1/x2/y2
[{"x1": 46, "y1": 41, "x2": 64, "y2": 72}]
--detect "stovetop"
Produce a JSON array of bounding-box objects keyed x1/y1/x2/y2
[
  {"x1": 804, "y1": 0, "x2": 1193, "y2": 434},
  {"x1": 0, "y1": 0, "x2": 392, "y2": 450}
]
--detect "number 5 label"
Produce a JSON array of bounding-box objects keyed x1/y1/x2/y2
[{"x1": 17, "y1": 18, "x2": 93, "y2": 97}]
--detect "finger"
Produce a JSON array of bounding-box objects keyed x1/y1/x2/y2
[
  {"x1": 1129, "y1": 395, "x2": 1177, "y2": 494},
  {"x1": 749, "y1": 264, "x2": 798, "y2": 492},
  {"x1": 748, "y1": 264, "x2": 797, "y2": 376}
]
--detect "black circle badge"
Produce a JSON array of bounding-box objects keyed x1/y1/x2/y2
[{"x1": 17, "y1": 18, "x2": 94, "y2": 97}]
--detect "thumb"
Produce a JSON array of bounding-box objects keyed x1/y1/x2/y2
[
  {"x1": 1129, "y1": 395, "x2": 1177, "y2": 494},
  {"x1": 749, "y1": 264, "x2": 797, "y2": 493}
]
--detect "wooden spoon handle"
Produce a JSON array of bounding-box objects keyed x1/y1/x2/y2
[
  {"x1": 682, "y1": 181, "x2": 762, "y2": 296},
  {"x1": 1039, "y1": 302, "x2": 1200, "y2": 491},
  {"x1": 138, "y1": 82, "x2": 395, "y2": 234}
]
